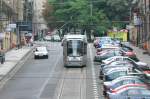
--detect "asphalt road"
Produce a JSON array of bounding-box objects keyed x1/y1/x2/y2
[{"x1": 0, "y1": 42, "x2": 104, "y2": 99}]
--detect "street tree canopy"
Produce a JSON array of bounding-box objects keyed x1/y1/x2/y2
[{"x1": 43, "y1": 0, "x2": 133, "y2": 36}]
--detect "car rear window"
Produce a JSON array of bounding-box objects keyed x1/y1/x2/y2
[{"x1": 36, "y1": 47, "x2": 46, "y2": 51}]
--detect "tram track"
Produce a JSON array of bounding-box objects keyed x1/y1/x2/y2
[
  {"x1": 55, "y1": 67, "x2": 86, "y2": 99},
  {"x1": 57, "y1": 68, "x2": 68, "y2": 99}
]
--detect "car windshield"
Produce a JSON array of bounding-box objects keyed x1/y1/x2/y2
[
  {"x1": 106, "y1": 71, "x2": 127, "y2": 81},
  {"x1": 67, "y1": 40, "x2": 83, "y2": 56}
]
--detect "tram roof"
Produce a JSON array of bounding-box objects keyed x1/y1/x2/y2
[{"x1": 64, "y1": 34, "x2": 87, "y2": 41}]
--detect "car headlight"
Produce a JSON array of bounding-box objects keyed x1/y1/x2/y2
[
  {"x1": 44, "y1": 52, "x2": 48, "y2": 55},
  {"x1": 78, "y1": 57, "x2": 82, "y2": 61},
  {"x1": 34, "y1": 53, "x2": 38, "y2": 55}
]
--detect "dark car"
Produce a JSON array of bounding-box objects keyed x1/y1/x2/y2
[{"x1": 0, "y1": 51, "x2": 5, "y2": 64}]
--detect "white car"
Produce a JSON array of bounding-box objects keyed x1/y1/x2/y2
[
  {"x1": 103, "y1": 67, "x2": 143, "y2": 81},
  {"x1": 103, "y1": 71, "x2": 144, "y2": 87},
  {"x1": 102, "y1": 56, "x2": 148, "y2": 67},
  {"x1": 103, "y1": 76, "x2": 141, "y2": 88},
  {"x1": 102, "y1": 61, "x2": 134, "y2": 73},
  {"x1": 44, "y1": 35, "x2": 52, "y2": 41},
  {"x1": 52, "y1": 35, "x2": 61, "y2": 41},
  {"x1": 34, "y1": 46, "x2": 48, "y2": 59}
]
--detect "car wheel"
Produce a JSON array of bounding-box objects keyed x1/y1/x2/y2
[
  {"x1": 99, "y1": 75, "x2": 103, "y2": 80},
  {"x1": 103, "y1": 90, "x2": 107, "y2": 96},
  {"x1": 45, "y1": 55, "x2": 48, "y2": 59},
  {"x1": 1, "y1": 59, "x2": 4, "y2": 64},
  {"x1": 94, "y1": 57, "x2": 97, "y2": 61},
  {"x1": 34, "y1": 56, "x2": 37, "y2": 59}
]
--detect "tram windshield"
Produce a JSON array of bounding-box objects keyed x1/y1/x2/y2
[{"x1": 67, "y1": 40, "x2": 83, "y2": 56}]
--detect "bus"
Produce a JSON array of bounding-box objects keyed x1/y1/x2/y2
[{"x1": 62, "y1": 34, "x2": 87, "y2": 67}]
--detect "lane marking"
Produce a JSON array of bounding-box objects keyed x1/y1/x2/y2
[
  {"x1": 37, "y1": 51, "x2": 62, "y2": 98},
  {"x1": 88, "y1": 44, "x2": 99, "y2": 99},
  {"x1": 56, "y1": 68, "x2": 66, "y2": 99}
]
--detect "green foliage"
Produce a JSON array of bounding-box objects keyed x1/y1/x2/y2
[{"x1": 44, "y1": 0, "x2": 132, "y2": 35}]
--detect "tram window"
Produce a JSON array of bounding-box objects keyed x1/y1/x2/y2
[
  {"x1": 77, "y1": 41, "x2": 83, "y2": 55},
  {"x1": 67, "y1": 40, "x2": 83, "y2": 56},
  {"x1": 67, "y1": 42, "x2": 73, "y2": 56}
]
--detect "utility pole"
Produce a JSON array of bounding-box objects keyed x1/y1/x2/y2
[
  {"x1": 0, "y1": 0, "x2": 3, "y2": 50},
  {"x1": 89, "y1": 0, "x2": 93, "y2": 42},
  {"x1": 0, "y1": 0, "x2": 2, "y2": 30}
]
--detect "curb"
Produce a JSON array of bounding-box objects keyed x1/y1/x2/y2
[{"x1": 0, "y1": 46, "x2": 35, "y2": 82}]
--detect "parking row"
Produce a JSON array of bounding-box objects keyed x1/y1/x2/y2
[{"x1": 93, "y1": 36, "x2": 150, "y2": 99}]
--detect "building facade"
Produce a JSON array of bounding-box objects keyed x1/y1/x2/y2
[
  {"x1": 130, "y1": 0, "x2": 150, "y2": 54},
  {"x1": 0, "y1": 0, "x2": 34, "y2": 51},
  {"x1": 138, "y1": 0, "x2": 150, "y2": 53},
  {"x1": 32, "y1": 0, "x2": 48, "y2": 40}
]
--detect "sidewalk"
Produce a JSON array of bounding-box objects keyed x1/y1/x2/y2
[
  {"x1": 129, "y1": 44, "x2": 150, "y2": 66},
  {"x1": 0, "y1": 46, "x2": 33, "y2": 80}
]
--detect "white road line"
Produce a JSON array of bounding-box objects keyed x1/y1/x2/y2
[
  {"x1": 88, "y1": 44, "x2": 99, "y2": 99},
  {"x1": 57, "y1": 68, "x2": 66, "y2": 99},
  {"x1": 37, "y1": 53, "x2": 62, "y2": 98}
]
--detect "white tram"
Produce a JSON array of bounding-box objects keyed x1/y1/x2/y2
[{"x1": 62, "y1": 34, "x2": 87, "y2": 67}]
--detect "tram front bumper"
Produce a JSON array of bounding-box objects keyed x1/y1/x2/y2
[{"x1": 65, "y1": 61, "x2": 83, "y2": 67}]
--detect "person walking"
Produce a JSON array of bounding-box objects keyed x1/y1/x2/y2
[{"x1": 0, "y1": 50, "x2": 5, "y2": 64}]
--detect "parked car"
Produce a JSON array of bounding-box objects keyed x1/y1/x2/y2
[
  {"x1": 104, "y1": 77, "x2": 147, "y2": 96},
  {"x1": 120, "y1": 41, "x2": 133, "y2": 49},
  {"x1": 102, "y1": 68, "x2": 130, "y2": 81},
  {"x1": 103, "y1": 75, "x2": 146, "y2": 89},
  {"x1": 95, "y1": 48, "x2": 137, "y2": 63},
  {"x1": 94, "y1": 49, "x2": 122, "y2": 62},
  {"x1": 101, "y1": 56, "x2": 147, "y2": 68},
  {"x1": 34, "y1": 46, "x2": 48, "y2": 59},
  {"x1": 120, "y1": 47, "x2": 136, "y2": 57},
  {"x1": 94, "y1": 36, "x2": 118, "y2": 49},
  {"x1": 102, "y1": 67, "x2": 142, "y2": 81},
  {"x1": 100, "y1": 61, "x2": 134, "y2": 76},
  {"x1": 106, "y1": 86, "x2": 150, "y2": 99},
  {"x1": 99, "y1": 66, "x2": 132, "y2": 80}
]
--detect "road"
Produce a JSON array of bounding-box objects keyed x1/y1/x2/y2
[{"x1": 0, "y1": 42, "x2": 104, "y2": 99}]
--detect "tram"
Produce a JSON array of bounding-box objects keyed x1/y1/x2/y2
[{"x1": 62, "y1": 34, "x2": 87, "y2": 67}]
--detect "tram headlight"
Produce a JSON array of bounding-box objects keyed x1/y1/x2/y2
[
  {"x1": 78, "y1": 57, "x2": 82, "y2": 61},
  {"x1": 67, "y1": 57, "x2": 70, "y2": 61}
]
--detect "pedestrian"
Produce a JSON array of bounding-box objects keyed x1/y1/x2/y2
[
  {"x1": 0, "y1": 50, "x2": 5, "y2": 64},
  {"x1": 29, "y1": 37, "x2": 33, "y2": 47}
]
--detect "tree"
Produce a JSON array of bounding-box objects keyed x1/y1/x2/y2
[{"x1": 43, "y1": 0, "x2": 133, "y2": 36}]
